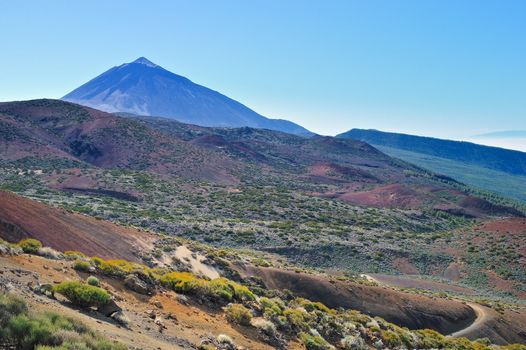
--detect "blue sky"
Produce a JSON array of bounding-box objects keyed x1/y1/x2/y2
[{"x1": 0, "y1": 0, "x2": 524, "y2": 140}]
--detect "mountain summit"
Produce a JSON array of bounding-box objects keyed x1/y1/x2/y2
[
  {"x1": 131, "y1": 56, "x2": 158, "y2": 67},
  {"x1": 62, "y1": 57, "x2": 312, "y2": 136}
]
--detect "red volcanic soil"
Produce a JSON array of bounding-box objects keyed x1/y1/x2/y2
[
  {"x1": 485, "y1": 270, "x2": 526, "y2": 299},
  {"x1": 307, "y1": 162, "x2": 378, "y2": 185},
  {"x1": 333, "y1": 184, "x2": 425, "y2": 209},
  {"x1": 0, "y1": 191, "x2": 153, "y2": 262},
  {"x1": 479, "y1": 217, "x2": 526, "y2": 236},
  {"x1": 323, "y1": 182, "x2": 522, "y2": 217},
  {"x1": 239, "y1": 265, "x2": 475, "y2": 335}
]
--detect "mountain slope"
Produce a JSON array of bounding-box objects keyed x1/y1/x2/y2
[
  {"x1": 374, "y1": 145, "x2": 526, "y2": 203},
  {"x1": 338, "y1": 129, "x2": 526, "y2": 176},
  {"x1": 2, "y1": 99, "x2": 526, "y2": 303},
  {"x1": 0, "y1": 99, "x2": 243, "y2": 184},
  {"x1": 0, "y1": 190, "x2": 152, "y2": 262},
  {"x1": 62, "y1": 57, "x2": 312, "y2": 136},
  {"x1": 1, "y1": 99, "x2": 521, "y2": 219}
]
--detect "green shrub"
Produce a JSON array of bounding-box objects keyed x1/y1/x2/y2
[
  {"x1": 73, "y1": 260, "x2": 91, "y2": 272},
  {"x1": 381, "y1": 330, "x2": 402, "y2": 348},
  {"x1": 415, "y1": 329, "x2": 446, "y2": 349},
  {"x1": 283, "y1": 308, "x2": 310, "y2": 331},
  {"x1": 225, "y1": 303, "x2": 252, "y2": 326},
  {"x1": 86, "y1": 276, "x2": 100, "y2": 287},
  {"x1": 259, "y1": 297, "x2": 284, "y2": 318},
  {"x1": 18, "y1": 238, "x2": 42, "y2": 254},
  {"x1": 0, "y1": 293, "x2": 28, "y2": 326},
  {"x1": 64, "y1": 250, "x2": 86, "y2": 261},
  {"x1": 53, "y1": 281, "x2": 110, "y2": 308},
  {"x1": 296, "y1": 298, "x2": 332, "y2": 313},
  {"x1": 91, "y1": 258, "x2": 142, "y2": 278},
  {"x1": 299, "y1": 332, "x2": 333, "y2": 350},
  {"x1": 0, "y1": 292, "x2": 125, "y2": 350},
  {"x1": 159, "y1": 273, "x2": 255, "y2": 303}
]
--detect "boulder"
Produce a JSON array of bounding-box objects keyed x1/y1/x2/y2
[
  {"x1": 98, "y1": 299, "x2": 121, "y2": 317},
  {"x1": 124, "y1": 274, "x2": 152, "y2": 295}
]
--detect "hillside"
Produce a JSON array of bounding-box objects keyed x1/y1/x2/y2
[
  {"x1": 338, "y1": 129, "x2": 526, "y2": 202},
  {"x1": 1, "y1": 99, "x2": 525, "y2": 315},
  {"x1": 3, "y1": 99, "x2": 516, "y2": 217},
  {"x1": 374, "y1": 145, "x2": 526, "y2": 203},
  {"x1": 1, "y1": 192, "x2": 526, "y2": 347},
  {"x1": 338, "y1": 129, "x2": 526, "y2": 176},
  {"x1": 62, "y1": 57, "x2": 312, "y2": 136}
]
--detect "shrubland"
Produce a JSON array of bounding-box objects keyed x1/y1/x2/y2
[
  {"x1": 0, "y1": 292, "x2": 125, "y2": 350},
  {"x1": 7, "y1": 239, "x2": 525, "y2": 350}
]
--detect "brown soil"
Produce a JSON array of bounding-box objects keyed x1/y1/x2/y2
[
  {"x1": 449, "y1": 303, "x2": 526, "y2": 345},
  {"x1": 0, "y1": 254, "x2": 279, "y2": 350},
  {"x1": 0, "y1": 191, "x2": 153, "y2": 262},
  {"x1": 369, "y1": 274, "x2": 476, "y2": 295},
  {"x1": 239, "y1": 266, "x2": 475, "y2": 335},
  {"x1": 391, "y1": 257, "x2": 419, "y2": 274}
]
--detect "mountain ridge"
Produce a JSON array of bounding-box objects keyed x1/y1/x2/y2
[{"x1": 338, "y1": 128, "x2": 526, "y2": 176}]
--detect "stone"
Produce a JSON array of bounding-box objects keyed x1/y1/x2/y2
[{"x1": 124, "y1": 274, "x2": 152, "y2": 295}]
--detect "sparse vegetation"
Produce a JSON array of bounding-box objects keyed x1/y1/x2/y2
[{"x1": 0, "y1": 293, "x2": 125, "y2": 350}]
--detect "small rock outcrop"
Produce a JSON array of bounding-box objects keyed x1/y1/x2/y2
[{"x1": 124, "y1": 273, "x2": 153, "y2": 295}]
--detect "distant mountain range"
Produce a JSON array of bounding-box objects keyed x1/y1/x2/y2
[
  {"x1": 474, "y1": 130, "x2": 526, "y2": 138},
  {"x1": 339, "y1": 129, "x2": 526, "y2": 176},
  {"x1": 338, "y1": 129, "x2": 526, "y2": 202},
  {"x1": 62, "y1": 57, "x2": 313, "y2": 136}
]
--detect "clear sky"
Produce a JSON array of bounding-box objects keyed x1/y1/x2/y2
[{"x1": 0, "y1": 0, "x2": 524, "y2": 141}]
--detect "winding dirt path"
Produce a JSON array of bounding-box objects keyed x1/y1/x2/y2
[
  {"x1": 448, "y1": 302, "x2": 490, "y2": 338},
  {"x1": 364, "y1": 274, "x2": 490, "y2": 338}
]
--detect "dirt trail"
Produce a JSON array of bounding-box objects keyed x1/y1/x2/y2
[
  {"x1": 365, "y1": 274, "x2": 491, "y2": 340},
  {"x1": 449, "y1": 303, "x2": 491, "y2": 338},
  {"x1": 241, "y1": 267, "x2": 476, "y2": 335}
]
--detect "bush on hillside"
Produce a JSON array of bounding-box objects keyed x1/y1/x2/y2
[
  {"x1": 0, "y1": 293, "x2": 28, "y2": 326},
  {"x1": 37, "y1": 246, "x2": 63, "y2": 260},
  {"x1": 63, "y1": 250, "x2": 86, "y2": 261},
  {"x1": 225, "y1": 303, "x2": 252, "y2": 325},
  {"x1": 91, "y1": 257, "x2": 142, "y2": 277},
  {"x1": 159, "y1": 272, "x2": 255, "y2": 303},
  {"x1": 299, "y1": 332, "x2": 334, "y2": 350},
  {"x1": 53, "y1": 281, "x2": 110, "y2": 308},
  {"x1": 73, "y1": 260, "x2": 91, "y2": 272},
  {"x1": 18, "y1": 238, "x2": 42, "y2": 254},
  {"x1": 86, "y1": 276, "x2": 100, "y2": 287},
  {"x1": 0, "y1": 292, "x2": 125, "y2": 350}
]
